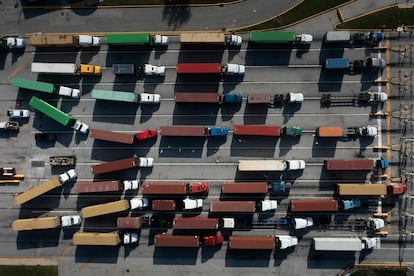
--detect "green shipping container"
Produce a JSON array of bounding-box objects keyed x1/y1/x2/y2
[
  {"x1": 92, "y1": 89, "x2": 139, "y2": 103},
  {"x1": 249, "y1": 31, "x2": 296, "y2": 43},
  {"x1": 105, "y1": 33, "x2": 151, "y2": 45},
  {"x1": 11, "y1": 77, "x2": 55, "y2": 93},
  {"x1": 29, "y1": 96, "x2": 74, "y2": 126}
]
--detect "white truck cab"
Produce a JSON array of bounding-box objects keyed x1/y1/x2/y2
[
  {"x1": 60, "y1": 215, "x2": 82, "y2": 227},
  {"x1": 368, "y1": 91, "x2": 387, "y2": 102},
  {"x1": 72, "y1": 120, "x2": 89, "y2": 134},
  {"x1": 226, "y1": 34, "x2": 243, "y2": 46},
  {"x1": 59, "y1": 169, "x2": 77, "y2": 184},
  {"x1": 139, "y1": 93, "x2": 161, "y2": 104},
  {"x1": 298, "y1": 34, "x2": 313, "y2": 43},
  {"x1": 153, "y1": 35, "x2": 169, "y2": 45},
  {"x1": 292, "y1": 217, "x2": 314, "y2": 229},
  {"x1": 129, "y1": 197, "x2": 149, "y2": 209},
  {"x1": 260, "y1": 200, "x2": 278, "y2": 211},
  {"x1": 58, "y1": 86, "x2": 81, "y2": 98},
  {"x1": 123, "y1": 180, "x2": 139, "y2": 191},
  {"x1": 286, "y1": 93, "x2": 304, "y2": 103},
  {"x1": 223, "y1": 64, "x2": 245, "y2": 75},
  {"x1": 6, "y1": 37, "x2": 25, "y2": 48},
  {"x1": 183, "y1": 198, "x2": 203, "y2": 210},
  {"x1": 144, "y1": 64, "x2": 166, "y2": 76},
  {"x1": 123, "y1": 233, "x2": 139, "y2": 244},
  {"x1": 139, "y1": 157, "x2": 154, "y2": 167},
  {"x1": 276, "y1": 235, "x2": 298, "y2": 249},
  {"x1": 78, "y1": 35, "x2": 101, "y2": 47},
  {"x1": 286, "y1": 160, "x2": 306, "y2": 170}
]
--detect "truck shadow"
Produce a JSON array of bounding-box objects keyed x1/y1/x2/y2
[
  {"x1": 153, "y1": 247, "x2": 198, "y2": 265},
  {"x1": 311, "y1": 136, "x2": 337, "y2": 157},
  {"x1": 245, "y1": 44, "x2": 292, "y2": 66},
  {"x1": 243, "y1": 104, "x2": 268, "y2": 125},
  {"x1": 173, "y1": 103, "x2": 219, "y2": 125},
  {"x1": 16, "y1": 228, "x2": 61, "y2": 249},
  {"x1": 75, "y1": 246, "x2": 119, "y2": 264},
  {"x1": 206, "y1": 136, "x2": 228, "y2": 157},
  {"x1": 225, "y1": 249, "x2": 272, "y2": 267},
  {"x1": 230, "y1": 135, "x2": 277, "y2": 158},
  {"x1": 158, "y1": 137, "x2": 204, "y2": 158},
  {"x1": 278, "y1": 134, "x2": 301, "y2": 157},
  {"x1": 92, "y1": 100, "x2": 138, "y2": 125}
]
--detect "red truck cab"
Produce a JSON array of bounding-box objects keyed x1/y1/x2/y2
[
  {"x1": 389, "y1": 183, "x2": 407, "y2": 195},
  {"x1": 203, "y1": 233, "x2": 223, "y2": 247},
  {"x1": 136, "y1": 128, "x2": 157, "y2": 141},
  {"x1": 189, "y1": 182, "x2": 209, "y2": 193}
]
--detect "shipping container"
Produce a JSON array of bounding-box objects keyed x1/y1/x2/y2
[
  {"x1": 176, "y1": 63, "x2": 222, "y2": 74},
  {"x1": 290, "y1": 199, "x2": 339, "y2": 212},
  {"x1": 209, "y1": 200, "x2": 256, "y2": 213},
  {"x1": 154, "y1": 234, "x2": 200, "y2": 247},
  {"x1": 15, "y1": 178, "x2": 61, "y2": 205},
  {"x1": 325, "y1": 31, "x2": 351, "y2": 43},
  {"x1": 160, "y1": 126, "x2": 206, "y2": 137},
  {"x1": 229, "y1": 236, "x2": 275, "y2": 250},
  {"x1": 247, "y1": 93, "x2": 271, "y2": 104},
  {"x1": 313, "y1": 237, "x2": 362, "y2": 251},
  {"x1": 81, "y1": 199, "x2": 130, "y2": 218},
  {"x1": 90, "y1": 128, "x2": 135, "y2": 145},
  {"x1": 117, "y1": 216, "x2": 142, "y2": 229},
  {"x1": 29, "y1": 34, "x2": 77, "y2": 47},
  {"x1": 175, "y1": 92, "x2": 220, "y2": 103},
  {"x1": 73, "y1": 232, "x2": 121, "y2": 246},
  {"x1": 75, "y1": 181, "x2": 123, "y2": 194},
  {"x1": 152, "y1": 200, "x2": 177, "y2": 211},
  {"x1": 142, "y1": 182, "x2": 188, "y2": 195},
  {"x1": 91, "y1": 155, "x2": 139, "y2": 175},
  {"x1": 173, "y1": 217, "x2": 219, "y2": 230},
  {"x1": 317, "y1": 127, "x2": 343, "y2": 137},
  {"x1": 91, "y1": 89, "x2": 139, "y2": 103},
  {"x1": 233, "y1": 125, "x2": 281, "y2": 136},
  {"x1": 29, "y1": 96, "x2": 74, "y2": 127},
  {"x1": 180, "y1": 32, "x2": 225, "y2": 44},
  {"x1": 11, "y1": 77, "x2": 55, "y2": 93},
  {"x1": 105, "y1": 33, "x2": 151, "y2": 45},
  {"x1": 12, "y1": 217, "x2": 60, "y2": 231},
  {"x1": 325, "y1": 160, "x2": 374, "y2": 171},
  {"x1": 249, "y1": 31, "x2": 296, "y2": 43},
  {"x1": 238, "y1": 160, "x2": 286, "y2": 171},
  {"x1": 337, "y1": 183, "x2": 387, "y2": 196},
  {"x1": 221, "y1": 182, "x2": 268, "y2": 194}
]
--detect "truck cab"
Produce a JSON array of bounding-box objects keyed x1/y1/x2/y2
[
  {"x1": 286, "y1": 93, "x2": 304, "y2": 103},
  {"x1": 0, "y1": 121, "x2": 19, "y2": 130},
  {"x1": 376, "y1": 158, "x2": 389, "y2": 169},
  {"x1": 357, "y1": 125, "x2": 378, "y2": 136},
  {"x1": 139, "y1": 93, "x2": 161, "y2": 104},
  {"x1": 79, "y1": 64, "x2": 101, "y2": 75},
  {"x1": 207, "y1": 127, "x2": 228, "y2": 136},
  {"x1": 276, "y1": 235, "x2": 298, "y2": 249},
  {"x1": 366, "y1": 57, "x2": 386, "y2": 70},
  {"x1": 139, "y1": 157, "x2": 154, "y2": 167},
  {"x1": 188, "y1": 182, "x2": 209, "y2": 193},
  {"x1": 225, "y1": 34, "x2": 243, "y2": 46},
  {"x1": 58, "y1": 86, "x2": 81, "y2": 98},
  {"x1": 144, "y1": 64, "x2": 166, "y2": 76},
  {"x1": 136, "y1": 128, "x2": 157, "y2": 141},
  {"x1": 223, "y1": 64, "x2": 245, "y2": 75},
  {"x1": 72, "y1": 120, "x2": 89, "y2": 134},
  {"x1": 367, "y1": 32, "x2": 384, "y2": 45},
  {"x1": 122, "y1": 180, "x2": 139, "y2": 191},
  {"x1": 59, "y1": 169, "x2": 77, "y2": 184},
  {"x1": 368, "y1": 91, "x2": 388, "y2": 102},
  {"x1": 222, "y1": 93, "x2": 242, "y2": 103},
  {"x1": 60, "y1": 215, "x2": 82, "y2": 227},
  {"x1": 183, "y1": 198, "x2": 203, "y2": 210},
  {"x1": 129, "y1": 197, "x2": 149, "y2": 209},
  {"x1": 282, "y1": 126, "x2": 302, "y2": 137},
  {"x1": 268, "y1": 181, "x2": 292, "y2": 193},
  {"x1": 297, "y1": 34, "x2": 313, "y2": 43},
  {"x1": 341, "y1": 199, "x2": 361, "y2": 210},
  {"x1": 389, "y1": 183, "x2": 407, "y2": 195},
  {"x1": 78, "y1": 35, "x2": 101, "y2": 47},
  {"x1": 286, "y1": 160, "x2": 306, "y2": 170},
  {"x1": 260, "y1": 200, "x2": 278, "y2": 211},
  {"x1": 203, "y1": 233, "x2": 223, "y2": 246},
  {"x1": 1, "y1": 37, "x2": 25, "y2": 49},
  {"x1": 361, "y1": 237, "x2": 380, "y2": 249},
  {"x1": 291, "y1": 217, "x2": 314, "y2": 229},
  {"x1": 153, "y1": 35, "x2": 169, "y2": 45},
  {"x1": 367, "y1": 218, "x2": 385, "y2": 230}
]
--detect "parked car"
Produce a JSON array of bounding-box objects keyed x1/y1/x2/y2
[{"x1": 7, "y1": 109, "x2": 30, "y2": 118}]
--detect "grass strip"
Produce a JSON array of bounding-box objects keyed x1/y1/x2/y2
[
  {"x1": 0, "y1": 265, "x2": 58, "y2": 276},
  {"x1": 98, "y1": 0, "x2": 238, "y2": 5}
]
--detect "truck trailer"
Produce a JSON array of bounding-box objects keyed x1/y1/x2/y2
[
  {"x1": 176, "y1": 63, "x2": 245, "y2": 75},
  {"x1": 105, "y1": 33, "x2": 168, "y2": 46},
  {"x1": 73, "y1": 232, "x2": 138, "y2": 246},
  {"x1": 173, "y1": 217, "x2": 219, "y2": 230},
  {"x1": 325, "y1": 159, "x2": 389, "y2": 170},
  {"x1": 11, "y1": 77, "x2": 80, "y2": 98},
  {"x1": 154, "y1": 233, "x2": 223, "y2": 247},
  {"x1": 174, "y1": 92, "x2": 242, "y2": 104},
  {"x1": 229, "y1": 236, "x2": 275, "y2": 250},
  {"x1": 238, "y1": 160, "x2": 305, "y2": 171},
  {"x1": 90, "y1": 155, "x2": 153, "y2": 175},
  {"x1": 12, "y1": 216, "x2": 81, "y2": 231},
  {"x1": 324, "y1": 31, "x2": 383, "y2": 45},
  {"x1": 112, "y1": 64, "x2": 166, "y2": 76},
  {"x1": 313, "y1": 237, "x2": 380, "y2": 251},
  {"x1": 91, "y1": 89, "x2": 160, "y2": 104},
  {"x1": 209, "y1": 200, "x2": 256, "y2": 213},
  {"x1": 89, "y1": 128, "x2": 136, "y2": 145},
  {"x1": 337, "y1": 183, "x2": 406, "y2": 196},
  {"x1": 75, "y1": 180, "x2": 138, "y2": 193},
  {"x1": 290, "y1": 199, "x2": 339, "y2": 212},
  {"x1": 221, "y1": 181, "x2": 292, "y2": 194},
  {"x1": 160, "y1": 126, "x2": 228, "y2": 137},
  {"x1": 141, "y1": 181, "x2": 209, "y2": 195},
  {"x1": 234, "y1": 125, "x2": 281, "y2": 136},
  {"x1": 316, "y1": 126, "x2": 378, "y2": 137},
  {"x1": 31, "y1": 62, "x2": 101, "y2": 75},
  {"x1": 29, "y1": 34, "x2": 100, "y2": 47},
  {"x1": 81, "y1": 197, "x2": 148, "y2": 218},
  {"x1": 179, "y1": 32, "x2": 242, "y2": 46},
  {"x1": 320, "y1": 92, "x2": 388, "y2": 107},
  {"x1": 324, "y1": 57, "x2": 386, "y2": 71},
  {"x1": 152, "y1": 200, "x2": 177, "y2": 211},
  {"x1": 117, "y1": 216, "x2": 143, "y2": 229},
  {"x1": 249, "y1": 31, "x2": 313, "y2": 44}
]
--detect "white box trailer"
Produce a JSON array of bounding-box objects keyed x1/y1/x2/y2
[{"x1": 313, "y1": 237, "x2": 362, "y2": 251}]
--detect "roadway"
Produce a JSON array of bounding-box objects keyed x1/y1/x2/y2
[{"x1": 0, "y1": 34, "x2": 413, "y2": 275}]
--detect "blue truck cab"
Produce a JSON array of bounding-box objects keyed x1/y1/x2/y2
[
  {"x1": 222, "y1": 93, "x2": 242, "y2": 103},
  {"x1": 268, "y1": 181, "x2": 292, "y2": 193},
  {"x1": 207, "y1": 127, "x2": 229, "y2": 136},
  {"x1": 376, "y1": 158, "x2": 389, "y2": 169},
  {"x1": 368, "y1": 32, "x2": 384, "y2": 45},
  {"x1": 341, "y1": 199, "x2": 361, "y2": 210}
]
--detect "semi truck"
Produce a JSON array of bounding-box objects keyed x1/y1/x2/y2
[
  {"x1": 233, "y1": 125, "x2": 302, "y2": 137},
  {"x1": 14, "y1": 170, "x2": 77, "y2": 205},
  {"x1": 11, "y1": 77, "x2": 80, "y2": 98},
  {"x1": 91, "y1": 89, "x2": 160, "y2": 104},
  {"x1": 31, "y1": 63, "x2": 101, "y2": 75},
  {"x1": 75, "y1": 180, "x2": 139, "y2": 193},
  {"x1": 89, "y1": 128, "x2": 135, "y2": 145},
  {"x1": 247, "y1": 93, "x2": 303, "y2": 104},
  {"x1": 141, "y1": 181, "x2": 209, "y2": 195},
  {"x1": 0, "y1": 36, "x2": 25, "y2": 49},
  {"x1": 29, "y1": 96, "x2": 89, "y2": 133},
  {"x1": 160, "y1": 126, "x2": 228, "y2": 137},
  {"x1": 312, "y1": 237, "x2": 380, "y2": 251},
  {"x1": 337, "y1": 183, "x2": 407, "y2": 196},
  {"x1": 316, "y1": 126, "x2": 378, "y2": 138},
  {"x1": 154, "y1": 233, "x2": 223, "y2": 247},
  {"x1": 174, "y1": 92, "x2": 242, "y2": 104},
  {"x1": 12, "y1": 216, "x2": 81, "y2": 231},
  {"x1": 324, "y1": 31, "x2": 384, "y2": 45},
  {"x1": 249, "y1": 31, "x2": 313, "y2": 44},
  {"x1": 81, "y1": 197, "x2": 148, "y2": 218},
  {"x1": 105, "y1": 33, "x2": 168, "y2": 46},
  {"x1": 112, "y1": 64, "x2": 166, "y2": 76},
  {"x1": 324, "y1": 57, "x2": 386, "y2": 71},
  {"x1": 28, "y1": 34, "x2": 100, "y2": 47},
  {"x1": 179, "y1": 32, "x2": 242, "y2": 46},
  {"x1": 152, "y1": 200, "x2": 177, "y2": 211},
  {"x1": 320, "y1": 92, "x2": 388, "y2": 107},
  {"x1": 238, "y1": 160, "x2": 305, "y2": 171},
  {"x1": 176, "y1": 63, "x2": 245, "y2": 75},
  {"x1": 325, "y1": 159, "x2": 389, "y2": 170},
  {"x1": 221, "y1": 181, "x2": 292, "y2": 194},
  {"x1": 228, "y1": 235, "x2": 298, "y2": 250},
  {"x1": 90, "y1": 155, "x2": 153, "y2": 175},
  {"x1": 73, "y1": 232, "x2": 138, "y2": 246}
]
